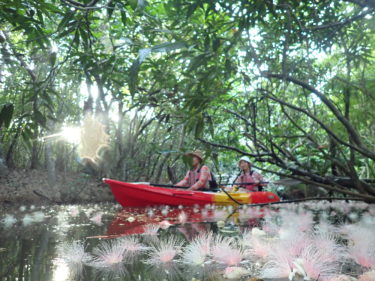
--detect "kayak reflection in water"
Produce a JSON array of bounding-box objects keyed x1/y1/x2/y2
[
  {"x1": 175, "y1": 150, "x2": 215, "y2": 191},
  {"x1": 231, "y1": 156, "x2": 264, "y2": 193}
]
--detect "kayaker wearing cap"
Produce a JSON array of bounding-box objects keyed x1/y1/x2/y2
[
  {"x1": 234, "y1": 156, "x2": 264, "y2": 192},
  {"x1": 176, "y1": 150, "x2": 212, "y2": 191}
]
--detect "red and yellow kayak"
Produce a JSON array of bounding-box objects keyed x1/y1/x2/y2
[{"x1": 103, "y1": 179, "x2": 280, "y2": 207}]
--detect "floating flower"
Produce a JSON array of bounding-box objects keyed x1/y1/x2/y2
[
  {"x1": 127, "y1": 216, "x2": 135, "y2": 222},
  {"x1": 342, "y1": 224, "x2": 375, "y2": 269},
  {"x1": 1, "y1": 214, "x2": 17, "y2": 228},
  {"x1": 213, "y1": 209, "x2": 227, "y2": 220},
  {"x1": 212, "y1": 235, "x2": 243, "y2": 266},
  {"x1": 181, "y1": 232, "x2": 213, "y2": 265},
  {"x1": 91, "y1": 240, "x2": 125, "y2": 267},
  {"x1": 70, "y1": 206, "x2": 80, "y2": 217},
  {"x1": 223, "y1": 266, "x2": 251, "y2": 279},
  {"x1": 327, "y1": 275, "x2": 357, "y2": 281},
  {"x1": 261, "y1": 248, "x2": 292, "y2": 279},
  {"x1": 90, "y1": 213, "x2": 103, "y2": 226},
  {"x1": 295, "y1": 245, "x2": 339, "y2": 281},
  {"x1": 58, "y1": 241, "x2": 92, "y2": 278},
  {"x1": 31, "y1": 211, "x2": 45, "y2": 223},
  {"x1": 22, "y1": 214, "x2": 34, "y2": 226},
  {"x1": 248, "y1": 235, "x2": 272, "y2": 260},
  {"x1": 310, "y1": 231, "x2": 346, "y2": 263},
  {"x1": 145, "y1": 237, "x2": 184, "y2": 264},
  {"x1": 143, "y1": 224, "x2": 160, "y2": 236},
  {"x1": 252, "y1": 227, "x2": 266, "y2": 237},
  {"x1": 119, "y1": 236, "x2": 147, "y2": 260},
  {"x1": 161, "y1": 207, "x2": 169, "y2": 216},
  {"x1": 159, "y1": 220, "x2": 172, "y2": 230},
  {"x1": 178, "y1": 211, "x2": 187, "y2": 224},
  {"x1": 359, "y1": 270, "x2": 375, "y2": 281}
]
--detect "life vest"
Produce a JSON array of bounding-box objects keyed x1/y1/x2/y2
[
  {"x1": 187, "y1": 165, "x2": 217, "y2": 190},
  {"x1": 237, "y1": 170, "x2": 261, "y2": 192}
]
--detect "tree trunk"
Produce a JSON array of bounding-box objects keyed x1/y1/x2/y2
[
  {"x1": 30, "y1": 139, "x2": 39, "y2": 169},
  {"x1": 45, "y1": 141, "x2": 56, "y2": 188}
]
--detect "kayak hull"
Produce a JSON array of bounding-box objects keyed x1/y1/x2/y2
[{"x1": 103, "y1": 179, "x2": 280, "y2": 207}]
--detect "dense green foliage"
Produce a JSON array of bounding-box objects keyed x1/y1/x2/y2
[{"x1": 1, "y1": 0, "x2": 375, "y2": 199}]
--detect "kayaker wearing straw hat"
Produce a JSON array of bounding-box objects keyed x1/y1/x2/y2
[
  {"x1": 176, "y1": 150, "x2": 213, "y2": 191},
  {"x1": 233, "y1": 156, "x2": 264, "y2": 192}
]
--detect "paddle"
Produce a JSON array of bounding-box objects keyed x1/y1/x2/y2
[
  {"x1": 150, "y1": 183, "x2": 244, "y2": 205},
  {"x1": 132, "y1": 178, "x2": 301, "y2": 189},
  {"x1": 132, "y1": 182, "x2": 262, "y2": 189}
]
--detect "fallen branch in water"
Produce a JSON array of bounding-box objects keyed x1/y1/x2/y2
[
  {"x1": 224, "y1": 196, "x2": 368, "y2": 222},
  {"x1": 33, "y1": 190, "x2": 53, "y2": 202},
  {"x1": 245, "y1": 196, "x2": 366, "y2": 207}
]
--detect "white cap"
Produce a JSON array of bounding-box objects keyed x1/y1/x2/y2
[{"x1": 238, "y1": 156, "x2": 251, "y2": 164}]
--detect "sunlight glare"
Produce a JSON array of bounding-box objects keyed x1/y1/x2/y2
[
  {"x1": 61, "y1": 127, "x2": 81, "y2": 144},
  {"x1": 52, "y1": 260, "x2": 70, "y2": 281}
]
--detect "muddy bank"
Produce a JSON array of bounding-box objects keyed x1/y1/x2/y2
[{"x1": 0, "y1": 169, "x2": 115, "y2": 204}]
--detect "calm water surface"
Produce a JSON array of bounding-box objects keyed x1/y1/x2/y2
[
  {"x1": 0, "y1": 201, "x2": 372, "y2": 281},
  {"x1": 0, "y1": 203, "x2": 254, "y2": 281}
]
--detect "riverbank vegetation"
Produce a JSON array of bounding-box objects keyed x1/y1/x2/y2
[{"x1": 1, "y1": 0, "x2": 375, "y2": 201}]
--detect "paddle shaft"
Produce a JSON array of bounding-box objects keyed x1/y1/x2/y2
[
  {"x1": 150, "y1": 182, "x2": 267, "y2": 189},
  {"x1": 149, "y1": 184, "x2": 245, "y2": 205}
]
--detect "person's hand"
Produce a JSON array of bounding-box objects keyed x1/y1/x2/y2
[{"x1": 224, "y1": 186, "x2": 233, "y2": 192}]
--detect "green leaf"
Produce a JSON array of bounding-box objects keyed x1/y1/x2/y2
[
  {"x1": 107, "y1": 0, "x2": 116, "y2": 19},
  {"x1": 129, "y1": 42, "x2": 186, "y2": 94},
  {"x1": 194, "y1": 115, "x2": 204, "y2": 138},
  {"x1": 186, "y1": 2, "x2": 199, "y2": 19},
  {"x1": 57, "y1": 24, "x2": 77, "y2": 38},
  {"x1": 21, "y1": 126, "x2": 33, "y2": 150},
  {"x1": 135, "y1": 0, "x2": 148, "y2": 12},
  {"x1": 151, "y1": 42, "x2": 186, "y2": 53},
  {"x1": 49, "y1": 52, "x2": 56, "y2": 66},
  {"x1": 0, "y1": 104, "x2": 14, "y2": 128},
  {"x1": 207, "y1": 115, "x2": 214, "y2": 137},
  {"x1": 188, "y1": 54, "x2": 206, "y2": 71},
  {"x1": 129, "y1": 57, "x2": 141, "y2": 95},
  {"x1": 182, "y1": 154, "x2": 193, "y2": 167},
  {"x1": 34, "y1": 110, "x2": 47, "y2": 128},
  {"x1": 79, "y1": 28, "x2": 88, "y2": 49},
  {"x1": 57, "y1": 12, "x2": 75, "y2": 31},
  {"x1": 72, "y1": 30, "x2": 80, "y2": 47},
  {"x1": 212, "y1": 38, "x2": 220, "y2": 52},
  {"x1": 120, "y1": 9, "x2": 127, "y2": 26}
]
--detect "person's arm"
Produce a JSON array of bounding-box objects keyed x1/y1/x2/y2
[
  {"x1": 253, "y1": 172, "x2": 264, "y2": 183},
  {"x1": 176, "y1": 171, "x2": 189, "y2": 187},
  {"x1": 190, "y1": 166, "x2": 210, "y2": 190},
  {"x1": 235, "y1": 175, "x2": 241, "y2": 184},
  {"x1": 233, "y1": 173, "x2": 243, "y2": 190}
]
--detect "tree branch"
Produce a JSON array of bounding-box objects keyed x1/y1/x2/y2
[
  {"x1": 262, "y1": 73, "x2": 371, "y2": 153},
  {"x1": 252, "y1": 165, "x2": 375, "y2": 201},
  {"x1": 200, "y1": 137, "x2": 375, "y2": 200},
  {"x1": 61, "y1": 0, "x2": 101, "y2": 8},
  {"x1": 198, "y1": 138, "x2": 271, "y2": 158},
  {"x1": 305, "y1": 8, "x2": 374, "y2": 31},
  {"x1": 343, "y1": 0, "x2": 375, "y2": 9},
  {"x1": 2, "y1": 31, "x2": 36, "y2": 82}
]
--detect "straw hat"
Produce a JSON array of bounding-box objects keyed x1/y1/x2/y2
[
  {"x1": 185, "y1": 150, "x2": 204, "y2": 161},
  {"x1": 238, "y1": 156, "x2": 251, "y2": 164}
]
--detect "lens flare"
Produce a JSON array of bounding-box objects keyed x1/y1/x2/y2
[{"x1": 61, "y1": 126, "x2": 81, "y2": 144}]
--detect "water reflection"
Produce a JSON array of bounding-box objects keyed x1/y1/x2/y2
[{"x1": 0, "y1": 201, "x2": 374, "y2": 281}]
